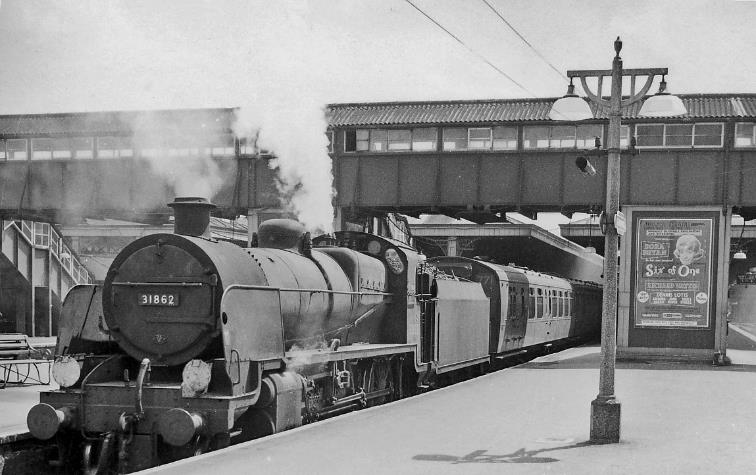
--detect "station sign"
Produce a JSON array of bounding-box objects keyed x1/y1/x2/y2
[{"x1": 633, "y1": 216, "x2": 713, "y2": 329}]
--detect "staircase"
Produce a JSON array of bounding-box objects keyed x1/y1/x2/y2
[{"x1": 0, "y1": 219, "x2": 93, "y2": 336}]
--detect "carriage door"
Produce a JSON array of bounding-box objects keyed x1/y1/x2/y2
[{"x1": 418, "y1": 272, "x2": 436, "y2": 364}]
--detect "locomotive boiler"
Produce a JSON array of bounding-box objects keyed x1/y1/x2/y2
[{"x1": 27, "y1": 197, "x2": 600, "y2": 474}]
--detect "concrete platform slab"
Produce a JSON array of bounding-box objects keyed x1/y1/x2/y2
[{"x1": 145, "y1": 344, "x2": 756, "y2": 475}]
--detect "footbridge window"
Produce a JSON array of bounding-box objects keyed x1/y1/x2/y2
[
  {"x1": 97, "y1": 137, "x2": 133, "y2": 159},
  {"x1": 6, "y1": 139, "x2": 27, "y2": 160},
  {"x1": 523, "y1": 124, "x2": 603, "y2": 150},
  {"x1": 442, "y1": 126, "x2": 516, "y2": 151},
  {"x1": 735, "y1": 123, "x2": 756, "y2": 148},
  {"x1": 344, "y1": 128, "x2": 438, "y2": 153},
  {"x1": 73, "y1": 138, "x2": 94, "y2": 159},
  {"x1": 635, "y1": 123, "x2": 723, "y2": 149}
]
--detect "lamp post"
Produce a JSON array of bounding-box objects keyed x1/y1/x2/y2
[{"x1": 549, "y1": 37, "x2": 686, "y2": 443}]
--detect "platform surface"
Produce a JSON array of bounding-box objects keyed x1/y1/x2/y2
[{"x1": 145, "y1": 344, "x2": 756, "y2": 475}]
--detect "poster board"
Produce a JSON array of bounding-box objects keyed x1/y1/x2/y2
[{"x1": 627, "y1": 210, "x2": 719, "y2": 350}]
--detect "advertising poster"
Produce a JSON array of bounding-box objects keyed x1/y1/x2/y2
[{"x1": 634, "y1": 217, "x2": 713, "y2": 328}]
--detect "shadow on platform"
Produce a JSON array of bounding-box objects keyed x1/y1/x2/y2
[{"x1": 413, "y1": 441, "x2": 594, "y2": 465}]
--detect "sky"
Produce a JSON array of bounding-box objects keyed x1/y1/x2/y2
[
  {"x1": 0, "y1": 0, "x2": 754, "y2": 232},
  {"x1": 0, "y1": 0, "x2": 753, "y2": 114}
]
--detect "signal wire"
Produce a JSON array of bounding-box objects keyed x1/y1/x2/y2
[
  {"x1": 479, "y1": 0, "x2": 568, "y2": 83},
  {"x1": 402, "y1": 0, "x2": 537, "y2": 97}
]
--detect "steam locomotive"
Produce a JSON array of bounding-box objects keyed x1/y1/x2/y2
[{"x1": 27, "y1": 198, "x2": 602, "y2": 473}]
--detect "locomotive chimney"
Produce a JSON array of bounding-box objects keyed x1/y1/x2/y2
[{"x1": 168, "y1": 197, "x2": 216, "y2": 238}]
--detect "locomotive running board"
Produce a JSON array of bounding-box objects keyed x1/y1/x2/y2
[{"x1": 285, "y1": 343, "x2": 415, "y2": 366}]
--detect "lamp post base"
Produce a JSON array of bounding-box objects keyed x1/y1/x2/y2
[{"x1": 590, "y1": 397, "x2": 621, "y2": 444}]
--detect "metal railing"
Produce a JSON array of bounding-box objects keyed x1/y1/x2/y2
[{"x1": 6, "y1": 219, "x2": 93, "y2": 285}]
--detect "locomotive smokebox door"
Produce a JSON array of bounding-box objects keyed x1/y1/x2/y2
[{"x1": 105, "y1": 241, "x2": 218, "y2": 366}]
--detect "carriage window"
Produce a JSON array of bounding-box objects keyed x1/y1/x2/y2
[
  {"x1": 520, "y1": 288, "x2": 526, "y2": 319},
  {"x1": 550, "y1": 290, "x2": 558, "y2": 317},
  {"x1": 566, "y1": 291, "x2": 572, "y2": 316},
  {"x1": 509, "y1": 287, "x2": 516, "y2": 317},
  {"x1": 528, "y1": 288, "x2": 536, "y2": 319},
  {"x1": 536, "y1": 288, "x2": 544, "y2": 318}
]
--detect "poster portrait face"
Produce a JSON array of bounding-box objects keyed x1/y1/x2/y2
[{"x1": 673, "y1": 234, "x2": 705, "y2": 266}]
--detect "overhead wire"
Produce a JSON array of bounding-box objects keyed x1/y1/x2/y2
[
  {"x1": 402, "y1": 0, "x2": 537, "y2": 97},
  {"x1": 479, "y1": 0, "x2": 568, "y2": 83}
]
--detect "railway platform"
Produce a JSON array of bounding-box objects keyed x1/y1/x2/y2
[{"x1": 146, "y1": 343, "x2": 756, "y2": 475}]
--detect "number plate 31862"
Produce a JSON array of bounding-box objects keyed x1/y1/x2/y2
[{"x1": 138, "y1": 293, "x2": 179, "y2": 306}]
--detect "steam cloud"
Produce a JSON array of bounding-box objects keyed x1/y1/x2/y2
[
  {"x1": 234, "y1": 102, "x2": 334, "y2": 234},
  {"x1": 2, "y1": 1, "x2": 348, "y2": 229},
  {"x1": 129, "y1": 111, "x2": 232, "y2": 208}
]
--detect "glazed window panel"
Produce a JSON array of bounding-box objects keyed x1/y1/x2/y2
[
  {"x1": 693, "y1": 123, "x2": 723, "y2": 147},
  {"x1": 665, "y1": 124, "x2": 693, "y2": 147},
  {"x1": 72, "y1": 137, "x2": 94, "y2": 159},
  {"x1": 356, "y1": 129, "x2": 369, "y2": 151},
  {"x1": 550, "y1": 125, "x2": 576, "y2": 148},
  {"x1": 468, "y1": 128, "x2": 492, "y2": 150},
  {"x1": 492, "y1": 126, "x2": 517, "y2": 150},
  {"x1": 735, "y1": 123, "x2": 756, "y2": 147},
  {"x1": 635, "y1": 124, "x2": 664, "y2": 147},
  {"x1": 52, "y1": 138, "x2": 72, "y2": 159},
  {"x1": 97, "y1": 136, "x2": 134, "y2": 159},
  {"x1": 550, "y1": 291, "x2": 558, "y2": 317},
  {"x1": 443, "y1": 128, "x2": 467, "y2": 151},
  {"x1": 576, "y1": 124, "x2": 602, "y2": 149},
  {"x1": 239, "y1": 137, "x2": 257, "y2": 156},
  {"x1": 443, "y1": 128, "x2": 467, "y2": 150},
  {"x1": 566, "y1": 291, "x2": 572, "y2": 316},
  {"x1": 620, "y1": 125, "x2": 630, "y2": 149},
  {"x1": 412, "y1": 128, "x2": 437, "y2": 151},
  {"x1": 0, "y1": 140, "x2": 5, "y2": 160},
  {"x1": 523, "y1": 126, "x2": 549, "y2": 149},
  {"x1": 207, "y1": 134, "x2": 235, "y2": 157},
  {"x1": 536, "y1": 288, "x2": 544, "y2": 318},
  {"x1": 387, "y1": 129, "x2": 411, "y2": 151},
  {"x1": 6, "y1": 139, "x2": 27, "y2": 160},
  {"x1": 528, "y1": 288, "x2": 536, "y2": 319},
  {"x1": 32, "y1": 138, "x2": 53, "y2": 160},
  {"x1": 370, "y1": 129, "x2": 388, "y2": 152}
]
